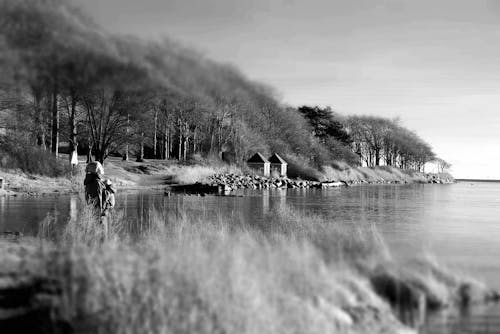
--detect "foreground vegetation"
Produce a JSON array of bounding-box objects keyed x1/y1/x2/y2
[{"x1": 0, "y1": 205, "x2": 493, "y2": 333}]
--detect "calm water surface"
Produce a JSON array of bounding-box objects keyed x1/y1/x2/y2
[{"x1": 1, "y1": 181, "x2": 499, "y2": 332}]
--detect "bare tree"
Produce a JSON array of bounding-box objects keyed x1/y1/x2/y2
[{"x1": 435, "y1": 158, "x2": 452, "y2": 173}]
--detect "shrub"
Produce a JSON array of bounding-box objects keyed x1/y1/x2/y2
[
  {"x1": 0, "y1": 135, "x2": 71, "y2": 177},
  {"x1": 284, "y1": 154, "x2": 323, "y2": 181}
]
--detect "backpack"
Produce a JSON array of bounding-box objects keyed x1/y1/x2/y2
[{"x1": 104, "y1": 180, "x2": 116, "y2": 209}]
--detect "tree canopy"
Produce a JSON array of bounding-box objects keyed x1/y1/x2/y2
[{"x1": 0, "y1": 0, "x2": 440, "y2": 174}]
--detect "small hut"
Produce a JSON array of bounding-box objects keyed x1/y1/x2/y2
[
  {"x1": 269, "y1": 153, "x2": 287, "y2": 177},
  {"x1": 247, "y1": 153, "x2": 270, "y2": 177}
]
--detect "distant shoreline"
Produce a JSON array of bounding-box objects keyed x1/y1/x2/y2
[{"x1": 456, "y1": 179, "x2": 500, "y2": 183}]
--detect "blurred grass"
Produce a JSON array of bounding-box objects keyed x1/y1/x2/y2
[{"x1": 2, "y1": 204, "x2": 493, "y2": 334}]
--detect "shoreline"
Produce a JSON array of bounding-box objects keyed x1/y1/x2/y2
[
  {"x1": 0, "y1": 158, "x2": 455, "y2": 197},
  {"x1": 0, "y1": 159, "x2": 456, "y2": 197}
]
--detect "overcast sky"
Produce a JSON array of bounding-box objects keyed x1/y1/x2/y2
[{"x1": 74, "y1": 0, "x2": 500, "y2": 179}]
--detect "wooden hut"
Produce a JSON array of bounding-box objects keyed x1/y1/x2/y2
[
  {"x1": 247, "y1": 153, "x2": 270, "y2": 177},
  {"x1": 269, "y1": 153, "x2": 287, "y2": 177}
]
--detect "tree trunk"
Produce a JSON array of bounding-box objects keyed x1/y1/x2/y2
[
  {"x1": 178, "y1": 130, "x2": 182, "y2": 161},
  {"x1": 95, "y1": 149, "x2": 105, "y2": 164},
  {"x1": 34, "y1": 91, "x2": 46, "y2": 149},
  {"x1": 193, "y1": 130, "x2": 197, "y2": 153},
  {"x1": 69, "y1": 94, "x2": 78, "y2": 163},
  {"x1": 164, "y1": 125, "x2": 169, "y2": 160},
  {"x1": 183, "y1": 137, "x2": 188, "y2": 160},
  {"x1": 123, "y1": 114, "x2": 130, "y2": 161},
  {"x1": 86, "y1": 137, "x2": 93, "y2": 163},
  {"x1": 123, "y1": 145, "x2": 129, "y2": 161},
  {"x1": 210, "y1": 121, "x2": 216, "y2": 154},
  {"x1": 153, "y1": 110, "x2": 158, "y2": 158},
  {"x1": 218, "y1": 123, "x2": 222, "y2": 152},
  {"x1": 169, "y1": 132, "x2": 173, "y2": 159},
  {"x1": 50, "y1": 89, "x2": 59, "y2": 157},
  {"x1": 137, "y1": 133, "x2": 145, "y2": 162}
]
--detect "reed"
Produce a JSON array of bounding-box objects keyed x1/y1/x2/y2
[{"x1": 4, "y1": 204, "x2": 493, "y2": 334}]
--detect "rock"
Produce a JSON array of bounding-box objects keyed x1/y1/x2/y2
[{"x1": 321, "y1": 181, "x2": 345, "y2": 188}]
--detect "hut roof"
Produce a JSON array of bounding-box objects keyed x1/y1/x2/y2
[
  {"x1": 268, "y1": 153, "x2": 287, "y2": 164},
  {"x1": 247, "y1": 152, "x2": 270, "y2": 163}
]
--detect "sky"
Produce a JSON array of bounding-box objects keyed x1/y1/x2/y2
[{"x1": 74, "y1": 0, "x2": 500, "y2": 179}]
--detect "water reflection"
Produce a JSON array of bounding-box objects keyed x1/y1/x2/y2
[
  {"x1": 0, "y1": 196, "x2": 4, "y2": 225},
  {"x1": 261, "y1": 189, "x2": 287, "y2": 216},
  {"x1": 423, "y1": 303, "x2": 500, "y2": 334},
  {"x1": 69, "y1": 196, "x2": 77, "y2": 223}
]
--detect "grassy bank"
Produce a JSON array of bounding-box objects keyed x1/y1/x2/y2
[
  {"x1": 0, "y1": 157, "x2": 243, "y2": 196},
  {"x1": 0, "y1": 154, "x2": 453, "y2": 197},
  {"x1": 0, "y1": 205, "x2": 492, "y2": 334},
  {"x1": 321, "y1": 163, "x2": 454, "y2": 184}
]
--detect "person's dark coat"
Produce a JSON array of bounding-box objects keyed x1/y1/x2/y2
[{"x1": 84, "y1": 173, "x2": 106, "y2": 212}]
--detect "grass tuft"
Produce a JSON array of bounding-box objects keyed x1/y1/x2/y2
[{"x1": 1, "y1": 204, "x2": 493, "y2": 333}]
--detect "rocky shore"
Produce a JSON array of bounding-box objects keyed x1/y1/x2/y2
[
  {"x1": 207, "y1": 174, "x2": 339, "y2": 191},
  {"x1": 197, "y1": 172, "x2": 455, "y2": 194},
  {"x1": 425, "y1": 173, "x2": 455, "y2": 184}
]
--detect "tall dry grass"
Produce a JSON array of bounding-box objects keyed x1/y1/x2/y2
[
  {"x1": 5, "y1": 204, "x2": 492, "y2": 334},
  {"x1": 321, "y1": 164, "x2": 427, "y2": 183},
  {"x1": 24, "y1": 205, "x2": 406, "y2": 333},
  {"x1": 169, "y1": 164, "x2": 243, "y2": 184}
]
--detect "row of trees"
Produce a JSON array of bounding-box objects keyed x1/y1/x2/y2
[
  {"x1": 346, "y1": 116, "x2": 436, "y2": 171},
  {"x1": 0, "y1": 0, "x2": 446, "y2": 174},
  {"x1": 0, "y1": 0, "x2": 318, "y2": 164}
]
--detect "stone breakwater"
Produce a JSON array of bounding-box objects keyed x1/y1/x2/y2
[
  {"x1": 206, "y1": 174, "x2": 340, "y2": 192},
  {"x1": 425, "y1": 173, "x2": 455, "y2": 184},
  {"x1": 169, "y1": 172, "x2": 455, "y2": 196},
  {"x1": 205, "y1": 172, "x2": 455, "y2": 192}
]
